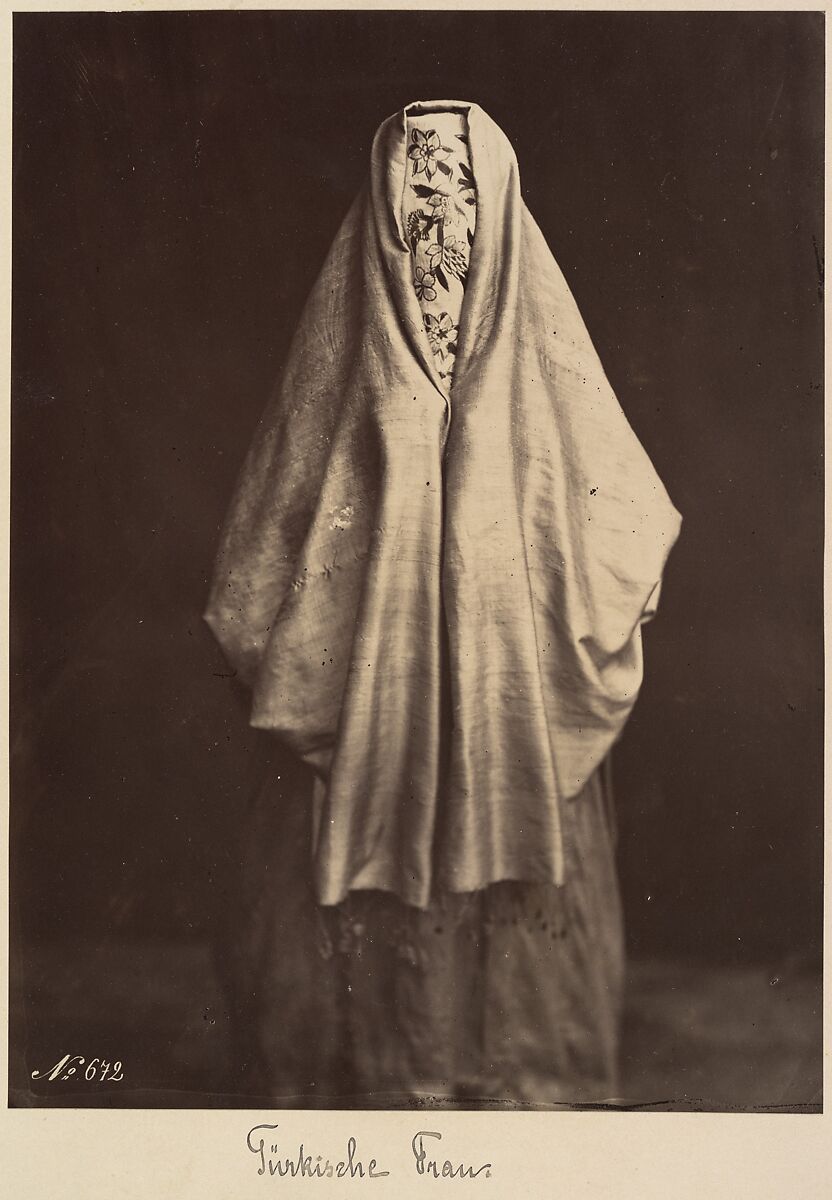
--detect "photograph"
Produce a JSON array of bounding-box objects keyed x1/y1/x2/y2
[{"x1": 8, "y1": 6, "x2": 823, "y2": 1117}]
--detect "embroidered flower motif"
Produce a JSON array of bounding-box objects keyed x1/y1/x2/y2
[
  {"x1": 413, "y1": 266, "x2": 437, "y2": 303},
  {"x1": 405, "y1": 117, "x2": 475, "y2": 388},
  {"x1": 406, "y1": 209, "x2": 433, "y2": 243},
  {"x1": 426, "y1": 236, "x2": 469, "y2": 282},
  {"x1": 449, "y1": 239, "x2": 470, "y2": 284},
  {"x1": 407, "y1": 129, "x2": 452, "y2": 181},
  {"x1": 424, "y1": 312, "x2": 458, "y2": 359}
]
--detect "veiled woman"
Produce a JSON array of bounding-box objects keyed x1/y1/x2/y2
[{"x1": 205, "y1": 100, "x2": 681, "y2": 1106}]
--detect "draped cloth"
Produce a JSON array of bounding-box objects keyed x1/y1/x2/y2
[{"x1": 204, "y1": 99, "x2": 682, "y2": 910}]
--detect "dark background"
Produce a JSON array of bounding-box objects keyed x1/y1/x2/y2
[{"x1": 10, "y1": 10, "x2": 823, "y2": 1103}]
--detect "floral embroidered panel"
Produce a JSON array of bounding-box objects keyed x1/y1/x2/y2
[{"x1": 403, "y1": 112, "x2": 477, "y2": 388}]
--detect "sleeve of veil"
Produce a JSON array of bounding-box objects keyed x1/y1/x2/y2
[
  {"x1": 203, "y1": 198, "x2": 363, "y2": 688},
  {"x1": 517, "y1": 208, "x2": 682, "y2": 795}
]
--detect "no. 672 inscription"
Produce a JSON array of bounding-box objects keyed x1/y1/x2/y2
[{"x1": 31, "y1": 1054, "x2": 124, "y2": 1083}]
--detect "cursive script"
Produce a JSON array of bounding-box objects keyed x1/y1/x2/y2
[
  {"x1": 247, "y1": 1124, "x2": 390, "y2": 1180},
  {"x1": 411, "y1": 1131, "x2": 492, "y2": 1180}
]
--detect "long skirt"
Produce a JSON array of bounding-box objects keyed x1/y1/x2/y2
[{"x1": 213, "y1": 756, "x2": 625, "y2": 1108}]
